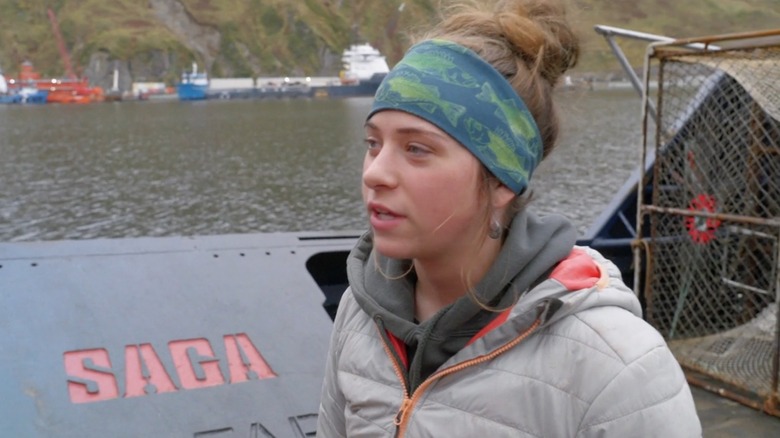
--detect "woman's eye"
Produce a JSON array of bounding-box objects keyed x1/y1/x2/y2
[
  {"x1": 407, "y1": 144, "x2": 430, "y2": 156},
  {"x1": 364, "y1": 138, "x2": 380, "y2": 150}
]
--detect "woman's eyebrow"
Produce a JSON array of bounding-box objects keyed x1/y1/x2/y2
[
  {"x1": 364, "y1": 121, "x2": 447, "y2": 140},
  {"x1": 395, "y1": 127, "x2": 448, "y2": 140}
]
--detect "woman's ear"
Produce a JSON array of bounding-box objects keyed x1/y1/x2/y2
[{"x1": 491, "y1": 183, "x2": 516, "y2": 210}]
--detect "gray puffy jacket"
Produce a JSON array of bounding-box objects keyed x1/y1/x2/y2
[{"x1": 317, "y1": 247, "x2": 702, "y2": 437}]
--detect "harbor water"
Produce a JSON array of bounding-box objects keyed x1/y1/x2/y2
[{"x1": 0, "y1": 90, "x2": 642, "y2": 242}]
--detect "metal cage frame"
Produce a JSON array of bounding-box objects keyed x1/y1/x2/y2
[{"x1": 635, "y1": 29, "x2": 780, "y2": 415}]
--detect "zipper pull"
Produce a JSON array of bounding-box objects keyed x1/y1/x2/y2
[{"x1": 394, "y1": 396, "x2": 412, "y2": 426}]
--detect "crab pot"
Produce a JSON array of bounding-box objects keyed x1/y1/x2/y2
[{"x1": 636, "y1": 32, "x2": 780, "y2": 414}]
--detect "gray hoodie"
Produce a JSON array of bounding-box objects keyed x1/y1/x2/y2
[{"x1": 350, "y1": 210, "x2": 578, "y2": 391}]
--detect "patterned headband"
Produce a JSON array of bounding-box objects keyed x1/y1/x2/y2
[{"x1": 368, "y1": 39, "x2": 542, "y2": 195}]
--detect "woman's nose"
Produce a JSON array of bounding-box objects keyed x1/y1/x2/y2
[{"x1": 362, "y1": 146, "x2": 398, "y2": 190}]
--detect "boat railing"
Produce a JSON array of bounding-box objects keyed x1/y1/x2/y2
[
  {"x1": 594, "y1": 24, "x2": 720, "y2": 122},
  {"x1": 581, "y1": 26, "x2": 725, "y2": 252}
]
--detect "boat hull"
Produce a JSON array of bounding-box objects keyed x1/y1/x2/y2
[
  {"x1": 312, "y1": 73, "x2": 386, "y2": 99},
  {"x1": 0, "y1": 94, "x2": 23, "y2": 104},
  {"x1": 0, "y1": 90, "x2": 49, "y2": 104},
  {"x1": 0, "y1": 231, "x2": 358, "y2": 437},
  {"x1": 177, "y1": 83, "x2": 208, "y2": 100}
]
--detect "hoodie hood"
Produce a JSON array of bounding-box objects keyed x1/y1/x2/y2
[{"x1": 348, "y1": 209, "x2": 584, "y2": 389}]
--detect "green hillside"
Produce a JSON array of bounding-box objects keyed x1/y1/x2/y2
[
  {"x1": 569, "y1": 0, "x2": 780, "y2": 73},
  {"x1": 0, "y1": 0, "x2": 777, "y2": 85}
]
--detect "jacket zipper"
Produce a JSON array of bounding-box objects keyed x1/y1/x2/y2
[
  {"x1": 379, "y1": 318, "x2": 541, "y2": 438},
  {"x1": 377, "y1": 331, "x2": 411, "y2": 438}
]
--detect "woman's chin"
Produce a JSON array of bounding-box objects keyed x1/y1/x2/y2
[{"x1": 371, "y1": 237, "x2": 415, "y2": 261}]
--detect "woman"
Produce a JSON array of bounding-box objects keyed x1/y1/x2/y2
[{"x1": 317, "y1": 0, "x2": 702, "y2": 436}]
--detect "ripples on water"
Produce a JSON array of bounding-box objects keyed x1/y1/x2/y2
[
  {"x1": 0, "y1": 90, "x2": 642, "y2": 242},
  {"x1": 533, "y1": 89, "x2": 643, "y2": 233}
]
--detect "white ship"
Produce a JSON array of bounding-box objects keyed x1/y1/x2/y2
[{"x1": 338, "y1": 43, "x2": 390, "y2": 85}]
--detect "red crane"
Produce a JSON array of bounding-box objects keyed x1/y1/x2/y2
[
  {"x1": 47, "y1": 8, "x2": 78, "y2": 80},
  {"x1": 41, "y1": 7, "x2": 104, "y2": 103}
]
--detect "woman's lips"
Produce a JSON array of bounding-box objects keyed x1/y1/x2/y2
[{"x1": 368, "y1": 202, "x2": 404, "y2": 231}]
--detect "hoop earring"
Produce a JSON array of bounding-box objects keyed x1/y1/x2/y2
[{"x1": 488, "y1": 217, "x2": 503, "y2": 240}]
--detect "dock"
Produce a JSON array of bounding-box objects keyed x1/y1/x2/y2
[{"x1": 695, "y1": 387, "x2": 780, "y2": 437}]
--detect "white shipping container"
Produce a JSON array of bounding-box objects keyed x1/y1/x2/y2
[{"x1": 209, "y1": 78, "x2": 255, "y2": 90}]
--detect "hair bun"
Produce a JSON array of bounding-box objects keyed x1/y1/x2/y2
[{"x1": 496, "y1": 0, "x2": 579, "y2": 85}]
